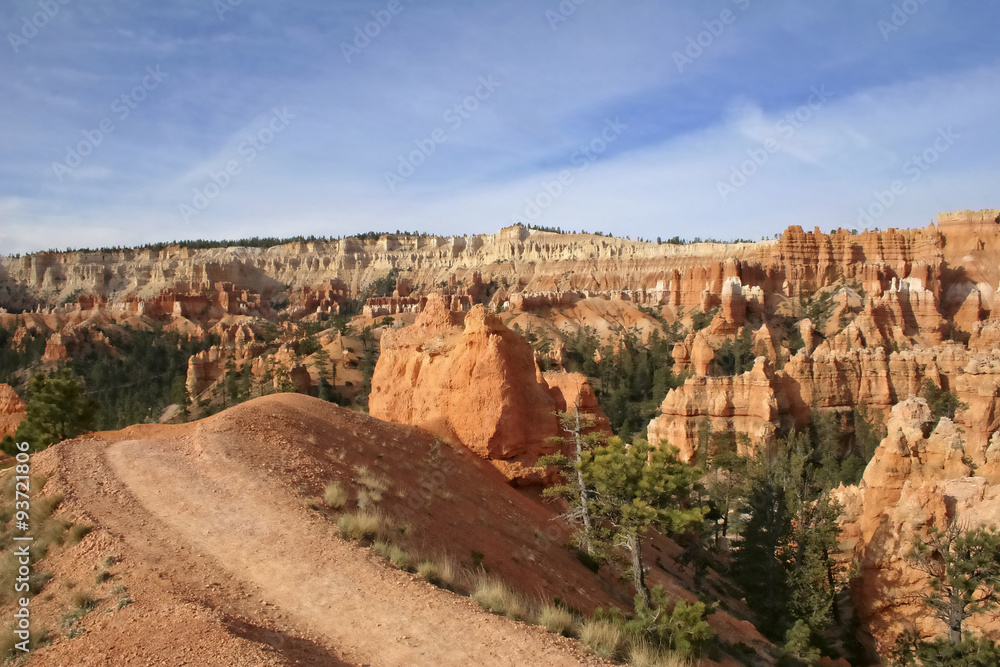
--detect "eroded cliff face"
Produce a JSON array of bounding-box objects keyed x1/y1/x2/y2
[
  {"x1": 1, "y1": 211, "x2": 988, "y2": 319},
  {"x1": 368, "y1": 295, "x2": 608, "y2": 483},
  {"x1": 834, "y1": 398, "x2": 1000, "y2": 656},
  {"x1": 642, "y1": 210, "x2": 1000, "y2": 462}
]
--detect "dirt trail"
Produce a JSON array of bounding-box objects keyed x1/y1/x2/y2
[{"x1": 62, "y1": 423, "x2": 600, "y2": 667}]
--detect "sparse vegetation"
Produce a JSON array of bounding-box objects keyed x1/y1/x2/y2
[
  {"x1": 537, "y1": 604, "x2": 576, "y2": 637},
  {"x1": 323, "y1": 481, "x2": 348, "y2": 509},
  {"x1": 691, "y1": 306, "x2": 719, "y2": 332},
  {"x1": 627, "y1": 640, "x2": 692, "y2": 667},
  {"x1": 919, "y1": 379, "x2": 968, "y2": 426},
  {"x1": 62, "y1": 591, "x2": 96, "y2": 630},
  {"x1": 579, "y1": 617, "x2": 623, "y2": 659},
  {"x1": 354, "y1": 465, "x2": 390, "y2": 509},
  {"x1": 416, "y1": 556, "x2": 460, "y2": 591},
  {"x1": 336, "y1": 510, "x2": 392, "y2": 542},
  {"x1": 471, "y1": 577, "x2": 532, "y2": 621},
  {"x1": 67, "y1": 523, "x2": 93, "y2": 544},
  {"x1": 372, "y1": 539, "x2": 414, "y2": 572}
]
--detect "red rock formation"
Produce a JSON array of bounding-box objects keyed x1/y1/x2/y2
[
  {"x1": 543, "y1": 370, "x2": 612, "y2": 435},
  {"x1": 369, "y1": 296, "x2": 607, "y2": 482},
  {"x1": 42, "y1": 331, "x2": 72, "y2": 362},
  {"x1": 0, "y1": 384, "x2": 26, "y2": 439},
  {"x1": 647, "y1": 357, "x2": 778, "y2": 461},
  {"x1": 835, "y1": 397, "x2": 1000, "y2": 656}
]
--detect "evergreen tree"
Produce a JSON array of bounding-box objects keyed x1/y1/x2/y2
[
  {"x1": 581, "y1": 437, "x2": 706, "y2": 605},
  {"x1": 313, "y1": 347, "x2": 336, "y2": 401},
  {"x1": 919, "y1": 379, "x2": 968, "y2": 425},
  {"x1": 907, "y1": 522, "x2": 1000, "y2": 645},
  {"x1": 539, "y1": 407, "x2": 604, "y2": 554},
  {"x1": 732, "y1": 466, "x2": 792, "y2": 638},
  {"x1": 704, "y1": 448, "x2": 749, "y2": 545},
  {"x1": 15, "y1": 368, "x2": 98, "y2": 450}
]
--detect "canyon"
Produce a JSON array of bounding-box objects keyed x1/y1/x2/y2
[{"x1": 3, "y1": 208, "x2": 1000, "y2": 661}]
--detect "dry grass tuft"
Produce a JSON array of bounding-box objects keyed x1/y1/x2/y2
[
  {"x1": 471, "y1": 577, "x2": 532, "y2": 621},
  {"x1": 323, "y1": 482, "x2": 348, "y2": 509},
  {"x1": 336, "y1": 510, "x2": 392, "y2": 542},
  {"x1": 537, "y1": 604, "x2": 576, "y2": 637},
  {"x1": 66, "y1": 523, "x2": 92, "y2": 545},
  {"x1": 416, "y1": 555, "x2": 461, "y2": 591},
  {"x1": 70, "y1": 591, "x2": 95, "y2": 611},
  {"x1": 30, "y1": 492, "x2": 63, "y2": 525},
  {"x1": 579, "y1": 618, "x2": 623, "y2": 660},
  {"x1": 626, "y1": 639, "x2": 694, "y2": 667},
  {"x1": 0, "y1": 624, "x2": 17, "y2": 661},
  {"x1": 372, "y1": 539, "x2": 414, "y2": 572}
]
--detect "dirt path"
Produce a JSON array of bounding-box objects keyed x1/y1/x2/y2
[{"x1": 83, "y1": 428, "x2": 599, "y2": 667}]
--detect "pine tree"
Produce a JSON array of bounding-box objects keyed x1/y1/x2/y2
[
  {"x1": 907, "y1": 521, "x2": 1000, "y2": 645},
  {"x1": 15, "y1": 367, "x2": 98, "y2": 450},
  {"x1": 581, "y1": 437, "x2": 706, "y2": 605},
  {"x1": 731, "y1": 467, "x2": 792, "y2": 638},
  {"x1": 539, "y1": 406, "x2": 604, "y2": 554}
]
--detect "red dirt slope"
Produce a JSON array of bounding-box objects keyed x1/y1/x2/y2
[{"x1": 15, "y1": 394, "x2": 619, "y2": 666}]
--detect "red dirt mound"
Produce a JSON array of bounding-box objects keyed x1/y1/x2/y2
[{"x1": 10, "y1": 394, "x2": 619, "y2": 666}]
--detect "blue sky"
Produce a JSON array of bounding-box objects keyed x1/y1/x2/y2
[{"x1": 1, "y1": 0, "x2": 998, "y2": 253}]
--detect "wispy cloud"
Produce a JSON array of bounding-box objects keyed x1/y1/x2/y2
[{"x1": 1, "y1": 1, "x2": 998, "y2": 253}]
